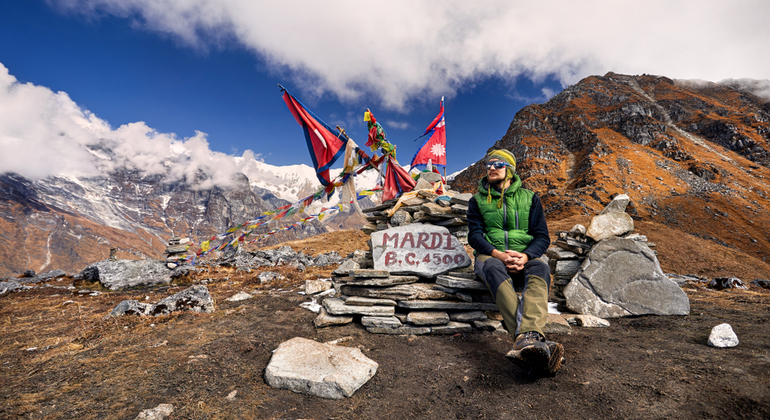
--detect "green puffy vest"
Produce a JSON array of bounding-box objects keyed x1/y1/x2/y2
[{"x1": 474, "y1": 174, "x2": 535, "y2": 253}]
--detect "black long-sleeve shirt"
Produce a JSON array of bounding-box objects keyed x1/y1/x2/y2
[{"x1": 466, "y1": 191, "x2": 550, "y2": 261}]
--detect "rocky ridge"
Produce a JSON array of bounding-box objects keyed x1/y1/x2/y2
[{"x1": 451, "y1": 72, "x2": 770, "y2": 266}]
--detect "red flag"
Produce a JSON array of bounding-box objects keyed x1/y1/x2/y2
[
  {"x1": 410, "y1": 98, "x2": 446, "y2": 171},
  {"x1": 382, "y1": 156, "x2": 417, "y2": 202},
  {"x1": 282, "y1": 90, "x2": 347, "y2": 186}
]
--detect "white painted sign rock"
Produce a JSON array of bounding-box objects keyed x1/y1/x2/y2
[
  {"x1": 371, "y1": 224, "x2": 471, "y2": 276},
  {"x1": 264, "y1": 337, "x2": 378, "y2": 399}
]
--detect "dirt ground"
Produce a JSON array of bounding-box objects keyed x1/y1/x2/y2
[{"x1": 1, "y1": 227, "x2": 769, "y2": 420}]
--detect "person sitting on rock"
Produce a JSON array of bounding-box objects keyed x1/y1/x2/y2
[{"x1": 466, "y1": 149, "x2": 564, "y2": 375}]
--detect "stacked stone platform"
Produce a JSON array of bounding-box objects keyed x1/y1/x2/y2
[
  {"x1": 310, "y1": 172, "x2": 506, "y2": 335},
  {"x1": 314, "y1": 265, "x2": 504, "y2": 336}
]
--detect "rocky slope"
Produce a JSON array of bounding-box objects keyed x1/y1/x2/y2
[{"x1": 452, "y1": 72, "x2": 770, "y2": 265}]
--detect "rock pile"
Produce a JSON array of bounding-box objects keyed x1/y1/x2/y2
[
  {"x1": 306, "y1": 175, "x2": 508, "y2": 335},
  {"x1": 313, "y1": 265, "x2": 504, "y2": 336},
  {"x1": 362, "y1": 172, "x2": 472, "y2": 245},
  {"x1": 110, "y1": 285, "x2": 215, "y2": 317},
  {"x1": 547, "y1": 194, "x2": 656, "y2": 308},
  {"x1": 165, "y1": 236, "x2": 190, "y2": 269},
  {"x1": 556, "y1": 194, "x2": 690, "y2": 318},
  {"x1": 214, "y1": 245, "x2": 343, "y2": 273}
]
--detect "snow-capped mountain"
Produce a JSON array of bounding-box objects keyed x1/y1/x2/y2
[
  {"x1": 240, "y1": 158, "x2": 381, "y2": 214},
  {"x1": 0, "y1": 146, "x2": 381, "y2": 276}
]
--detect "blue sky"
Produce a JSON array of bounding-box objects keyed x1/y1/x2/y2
[{"x1": 1, "y1": 1, "x2": 768, "y2": 182}]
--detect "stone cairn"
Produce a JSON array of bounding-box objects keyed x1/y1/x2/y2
[
  {"x1": 165, "y1": 236, "x2": 191, "y2": 269},
  {"x1": 546, "y1": 194, "x2": 654, "y2": 309},
  {"x1": 311, "y1": 171, "x2": 507, "y2": 336},
  {"x1": 361, "y1": 171, "x2": 470, "y2": 245}
]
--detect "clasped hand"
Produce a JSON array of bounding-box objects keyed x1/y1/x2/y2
[{"x1": 494, "y1": 249, "x2": 528, "y2": 273}]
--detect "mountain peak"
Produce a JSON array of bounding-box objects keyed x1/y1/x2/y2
[{"x1": 452, "y1": 72, "x2": 770, "y2": 265}]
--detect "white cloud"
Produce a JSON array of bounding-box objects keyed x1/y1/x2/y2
[
  {"x1": 0, "y1": 62, "x2": 267, "y2": 186},
  {"x1": 384, "y1": 120, "x2": 411, "y2": 130},
  {"x1": 48, "y1": 0, "x2": 770, "y2": 110},
  {"x1": 718, "y1": 78, "x2": 770, "y2": 100}
]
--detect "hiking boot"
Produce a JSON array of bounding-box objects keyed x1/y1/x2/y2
[
  {"x1": 545, "y1": 340, "x2": 565, "y2": 375},
  {"x1": 506, "y1": 332, "x2": 550, "y2": 371},
  {"x1": 513, "y1": 331, "x2": 544, "y2": 350}
]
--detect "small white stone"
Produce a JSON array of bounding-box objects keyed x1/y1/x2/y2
[
  {"x1": 226, "y1": 292, "x2": 253, "y2": 302},
  {"x1": 134, "y1": 403, "x2": 173, "y2": 420},
  {"x1": 708, "y1": 323, "x2": 739, "y2": 348}
]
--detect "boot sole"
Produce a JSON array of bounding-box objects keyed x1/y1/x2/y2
[
  {"x1": 506, "y1": 342, "x2": 550, "y2": 371},
  {"x1": 546, "y1": 342, "x2": 565, "y2": 375}
]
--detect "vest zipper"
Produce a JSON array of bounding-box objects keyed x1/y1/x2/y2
[
  {"x1": 503, "y1": 196, "x2": 509, "y2": 250},
  {"x1": 515, "y1": 210, "x2": 519, "y2": 230}
]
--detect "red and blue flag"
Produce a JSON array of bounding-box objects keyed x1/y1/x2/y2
[
  {"x1": 281, "y1": 88, "x2": 347, "y2": 186},
  {"x1": 410, "y1": 97, "x2": 446, "y2": 171}
]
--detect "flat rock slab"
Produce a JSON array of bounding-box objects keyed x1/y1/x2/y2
[
  {"x1": 350, "y1": 269, "x2": 390, "y2": 278},
  {"x1": 447, "y1": 271, "x2": 478, "y2": 280},
  {"x1": 334, "y1": 275, "x2": 419, "y2": 287},
  {"x1": 345, "y1": 296, "x2": 397, "y2": 306},
  {"x1": 407, "y1": 311, "x2": 450, "y2": 326},
  {"x1": 450, "y1": 193, "x2": 473, "y2": 206},
  {"x1": 314, "y1": 308, "x2": 354, "y2": 328},
  {"x1": 340, "y1": 283, "x2": 453, "y2": 301},
  {"x1": 361, "y1": 316, "x2": 402, "y2": 328},
  {"x1": 449, "y1": 311, "x2": 488, "y2": 322},
  {"x1": 264, "y1": 337, "x2": 378, "y2": 399},
  {"x1": 564, "y1": 238, "x2": 690, "y2": 318},
  {"x1": 553, "y1": 260, "x2": 583, "y2": 278},
  {"x1": 397, "y1": 299, "x2": 498, "y2": 311},
  {"x1": 79, "y1": 259, "x2": 171, "y2": 290},
  {"x1": 436, "y1": 275, "x2": 486, "y2": 290},
  {"x1": 323, "y1": 298, "x2": 395, "y2": 316},
  {"x1": 547, "y1": 247, "x2": 579, "y2": 260},
  {"x1": 431, "y1": 321, "x2": 472, "y2": 335},
  {"x1": 585, "y1": 212, "x2": 634, "y2": 242},
  {"x1": 371, "y1": 224, "x2": 471, "y2": 276},
  {"x1": 366, "y1": 325, "x2": 432, "y2": 335}
]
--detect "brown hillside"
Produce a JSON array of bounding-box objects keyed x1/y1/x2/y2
[{"x1": 453, "y1": 73, "x2": 770, "y2": 267}]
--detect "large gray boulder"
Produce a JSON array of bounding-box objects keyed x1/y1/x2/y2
[
  {"x1": 264, "y1": 337, "x2": 378, "y2": 399},
  {"x1": 151, "y1": 285, "x2": 215, "y2": 315},
  {"x1": 110, "y1": 285, "x2": 215, "y2": 316},
  {"x1": 78, "y1": 259, "x2": 172, "y2": 290},
  {"x1": 564, "y1": 238, "x2": 690, "y2": 318}
]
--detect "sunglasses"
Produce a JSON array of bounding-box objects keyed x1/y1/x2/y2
[{"x1": 486, "y1": 161, "x2": 510, "y2": 170}]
